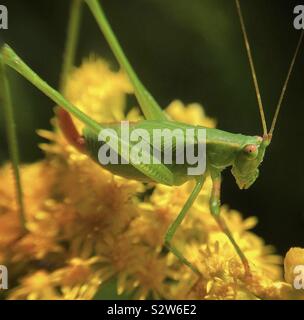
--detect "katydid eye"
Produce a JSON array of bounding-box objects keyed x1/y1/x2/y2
[{"x1": 244, "y1": 144, "x2": 258, "y2": 158}]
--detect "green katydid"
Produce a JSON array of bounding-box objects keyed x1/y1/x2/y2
[{"x1": 0, "y1": 0, "x2": 303, "y2": 277}]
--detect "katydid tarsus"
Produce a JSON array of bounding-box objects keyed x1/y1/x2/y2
[{"x1": 0, "y1": 0, "x2": 303, "y2": 277}]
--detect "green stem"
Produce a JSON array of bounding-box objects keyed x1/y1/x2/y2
[
  {"x1": 60, "y1": 0, "x2": 83, "y2": 92},
  {"x1": 0, "y1": 57, "x2": 26, "y2": 232}
]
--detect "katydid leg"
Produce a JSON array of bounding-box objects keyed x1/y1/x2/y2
[
  {"x1": 0, "y1": 45, "x2": 176, "y2": 185},
  {"x1": 56, "y1": 108, "x2": 86, "y2": 153},
  {"x1": 85, "y1": 0, "x2": 167, "y2": 122},
  {"x1": 209, "y1": 169, "x2": 251, "y2": 276},
  {"x1": 165, "y1": 174, "x2": 206, "y2": 276},
  {"x1": 0, "y1": 45, "x2": 102, "y2": 133}
]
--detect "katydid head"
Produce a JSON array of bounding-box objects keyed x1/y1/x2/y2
[{"x1": 231, "y1": 135, "x2": 271, "y2": 189}]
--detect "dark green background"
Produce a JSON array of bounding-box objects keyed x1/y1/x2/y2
[{"x1": 0, "y1": 0, "x2": 303, "y2": 258}]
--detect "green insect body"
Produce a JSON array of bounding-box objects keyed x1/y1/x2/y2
[
  {"x1": 0, "y1": 0, "x2": 303, "y2": 277},
  {"x1": 83, "y1": 120, "x2": 268, "y2": 189}
]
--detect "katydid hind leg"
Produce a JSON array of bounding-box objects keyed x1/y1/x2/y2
[
  {"x1": 1, "y1": 44, "x2": 177, "y2": 187},
  {"x1": 85, "y1": 0, "x2": 167, "y2": 122},
  {"x1": 164, "y1": 175, "x2": 206, "y2": 276},
  {"x1": 1, "y1": 44, "x2": 103, "y2": 133}
]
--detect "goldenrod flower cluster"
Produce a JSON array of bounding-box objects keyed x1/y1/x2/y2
[{"x1": 0, "y1": 57, "x2": 303, "y2": 300}]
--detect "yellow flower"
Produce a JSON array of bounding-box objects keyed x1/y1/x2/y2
[
  {"x1": 0, "y1": 165, "x2": 24, "y2": 255},
  {"x1": 284, "y1": 247, "x2": 304, "y2": 284},
  {"x1": 52, "y1": 257, "x2": 102, "y2": 300},
  {"x1": 166, "y1": 99, "x2": 216, "y2": 127},
  {"x1": 64, "y1": 56, "x2": 133, "y2": 126},
  {"x1": 9, "y1": 271, "x2": 59, "y2": 300}
]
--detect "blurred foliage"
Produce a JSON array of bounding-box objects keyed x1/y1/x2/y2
[{"x1": 0, "y1": 0, "x2": 303, "y2": 266}]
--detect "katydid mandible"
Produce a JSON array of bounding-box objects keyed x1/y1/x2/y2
[{"x1": 0, "y1": 0, "x2": 303, "y2": 277}]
